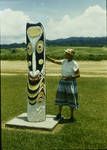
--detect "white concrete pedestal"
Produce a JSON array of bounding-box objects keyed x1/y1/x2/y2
[{"x1": 5, "y1": 113, "x2": 59, "y2": 130}]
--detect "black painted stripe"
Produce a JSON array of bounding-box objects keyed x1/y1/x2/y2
[{"x1": 29, "y1": 101, "x2": 36, "y2": 105}]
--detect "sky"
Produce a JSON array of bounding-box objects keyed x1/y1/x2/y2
[{"x1": 0, "y1": 0, "x2": 106, "y2": 44}]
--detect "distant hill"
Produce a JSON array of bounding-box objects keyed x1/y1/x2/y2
[
  {"x1": 0, "y1": 42, "x2": 26, "y2": 49},
  {"x1": 46, "y1": 37, "x2": 107, "y2": 47},
  {"x1": 0, "y1": 37, "x2": 107, "y2": 48}
]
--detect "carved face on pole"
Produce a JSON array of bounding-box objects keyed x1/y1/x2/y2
[{"x1": 26, "y1": 23, "x2": 46, "y2": 122}]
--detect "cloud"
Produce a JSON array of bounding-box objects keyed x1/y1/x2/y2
[
  {"x1": 0, "y1": 5, "x2": 106, "y2": 43},
  {"x1": 46, "y1": 5, "x2": 106, "y2": 39},
  {"x1": 0, "y1": 8, "x2": 31, "y2": 44}
]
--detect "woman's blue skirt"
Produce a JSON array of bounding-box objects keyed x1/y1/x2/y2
[{"x1": 55, "y1": 79, "x2": 79, "y2": 109}]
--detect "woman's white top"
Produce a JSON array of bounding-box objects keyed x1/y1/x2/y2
[{"x1": 61, "y1": 59, "x2": 79, "y2": 77}]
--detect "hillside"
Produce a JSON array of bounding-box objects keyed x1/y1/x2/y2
[{"x1": 0, "y1": 37, "x2": 107, "y2": 48}]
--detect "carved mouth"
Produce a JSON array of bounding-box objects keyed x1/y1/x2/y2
[{"x1": 29, "y1": 70, "x2": 41, "y2": 81}]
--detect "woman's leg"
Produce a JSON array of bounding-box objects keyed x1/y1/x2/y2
[
  {"x1": 54, "y1": 105, "x2": 63, "y2": 120},
  {"x1": 58, "y1": 105, "x2": 63, "y2": 115},
  {"x1": 70, "y1": 107, "x2": 74, "y2": 118}
]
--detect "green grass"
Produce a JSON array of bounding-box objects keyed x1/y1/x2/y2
[
  {"x1": 1, "y1": 75, "x2": 107, "y2": 149},
  {"x1": 46, "y1": 46, "x2": 107, "y2": 60},
  {"x1": 1, "y1": 46, "x2": 107, "y2": 60},
  {"x1": 1, "y1": 48, "x2": 27, "y2": 60}
]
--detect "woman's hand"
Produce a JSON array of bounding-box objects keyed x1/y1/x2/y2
[{"x1": 46, "y1": 55, "x2": 62, "y2": 64}]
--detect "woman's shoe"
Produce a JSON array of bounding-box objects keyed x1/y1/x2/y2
[
  {"x1": 69, "y1": 117, "x2": 76, "y2": 122},
  {"x1": 54, "y1": 114, "x2": 64, "y2": 122}
]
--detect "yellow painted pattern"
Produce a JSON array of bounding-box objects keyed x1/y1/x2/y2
[
  {"x1": 29, "y1": 100, "x2": 36, "y2": 104},
  {"x1": 27, "y1": 26, "x2": 42, "y2": 38},
  {"x1": 28, "y1": 90, "x2": 39, "y2": 98},
  {"x1": 27, "y1": 43, "x2": 32, "y2": 55},
  {"x1": 28, "y1": 77, "x2": 44, "y2": 91},
  {"x1": 39, "y1": 59, "x2": 44, "y2": 65}
]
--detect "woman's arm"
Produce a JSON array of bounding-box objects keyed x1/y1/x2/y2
[
  {"x1": 74, "y1": 69, "x2": 80, "y2": 78},
  {"x1": 46, "y1": 56, "x2": 62, "y2": 64}
]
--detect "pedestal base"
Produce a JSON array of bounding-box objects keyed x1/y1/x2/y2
[
  {"x1": 5, "y1": 113, "x2": 59, "y2": 130},
  {"x1": 27, "y1": 102, "x2": 46, "y2": 122}
]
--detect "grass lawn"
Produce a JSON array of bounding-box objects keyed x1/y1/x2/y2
[
  {"x1": 46, "y1": 46, "x2": 107, "y2": 60},
  {"x1": 1, "y1": 46, "x2": 107, "y2": 60},
  {"x1": 1, "y1": 75, "x2": 107, "y2": 150}
]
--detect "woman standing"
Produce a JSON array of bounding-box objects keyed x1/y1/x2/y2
[{"x1": 47, "y1": 48, "x2": 80, "y2": 122}]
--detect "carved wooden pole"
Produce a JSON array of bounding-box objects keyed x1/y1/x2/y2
[{"x1": 26, "y1": 23, "x2": 46, "y2": 122}]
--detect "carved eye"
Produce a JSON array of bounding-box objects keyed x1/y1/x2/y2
[
  {"x1": 36, "y1": 40, "x2": 44, "y2": 54},
  {"x1": 27, "y1": 43, "x2": 32, "y2": 55}
]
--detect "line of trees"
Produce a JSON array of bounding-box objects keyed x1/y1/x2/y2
[{"x1": 0, "y1": 37, "x2": 107, "y2": 49}]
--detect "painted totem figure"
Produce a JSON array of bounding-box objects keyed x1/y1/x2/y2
[{"x1": 26, "y1": 23, "x2": 46, "y2": 122}]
